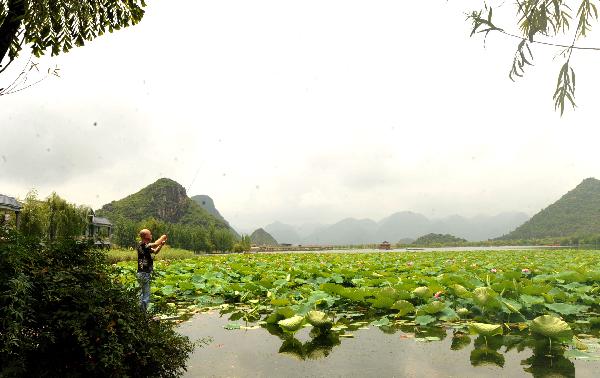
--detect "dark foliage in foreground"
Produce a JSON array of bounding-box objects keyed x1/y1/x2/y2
[{"x1": 0, "y1": 229, "x2": 193, "y2": 377}]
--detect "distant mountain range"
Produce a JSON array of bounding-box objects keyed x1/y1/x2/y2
[
  {"x1": 499, "y1": 178, "x2": 600, "y2": 240},
  {"x1": 264, "y1": 211, "x2": 530, "y2": 245}
]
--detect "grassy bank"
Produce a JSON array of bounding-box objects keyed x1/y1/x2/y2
[{"x1": 106, "y1": 246, "x2": 197, "y2": 264}]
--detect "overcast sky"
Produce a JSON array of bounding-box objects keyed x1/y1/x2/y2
[{"x1": 2, "y1": 0, "x2": 600, "y2": 232}]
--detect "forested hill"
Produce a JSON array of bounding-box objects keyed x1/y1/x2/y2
[
  {"x1": 250, "y1": 228, "x2": 278, "y2": 246},
  {"x1": 499, "y1": 178, "x2": 600, "y2": 240},
  {"x1": 191, "y1": 195, "x2": 240, "y2": 238},
  {"x1": 413, "y1": 233, "x2": 467, "y2": 245},
  {"x1": 97, "y1": 178, "x2": 229, "y2": 229}
]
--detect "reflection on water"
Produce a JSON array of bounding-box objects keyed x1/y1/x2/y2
[{"x1": 178, "y1": 310, "x2": 598, "y2": 377}]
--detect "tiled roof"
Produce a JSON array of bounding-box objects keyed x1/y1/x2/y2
[
  {"x1": 0, "y1": 194, "x2": 22, "y2": 211},
  {"x1": 91, "y1": 216, "x2": 112, "y2": 226}
]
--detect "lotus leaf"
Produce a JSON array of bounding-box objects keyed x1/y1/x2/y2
[
  {"x1": 521, "y1": 284, "x2": 552, "y2": 295},
  {"x1": 370, "y1": 296, "x2": 396, "y2": 309},
  {"x1": 415, "y1": 315, "x2": 436, "y2": 326},
  {"x1": 413, "y1": 286, "x2": 430, "y2": 298},
  {"x1": 557, "y1": 271, "x2": 586, "y2": 283},
  {"x1": 501, "y1": 299, "x2": 522, "y2": 314},
  {"x1": 391, "y1": 300, "x2": 415, "y2": 316},
  {"x1": 306, "y1": 311, "x2": 333, "y2": 329},
  {"x1": 457, "y1": 308, "x2": 470, "y2": 317},
  {"x1": 451, "y1": 284, "x2": 473, "y2": 299},
  {"x1": 530, "y1": 315, "x2": 572, "y2": 340},
  {"x1": 544, "y1": 303, "x2": 589, "y2": 316},
  {"x1": 473, "y1": 287, "x2": 500, "y2": 308},
  {"x1": 421, "y1": 300, "x2": 446, "y2": 314},
  {"x1": 468, "y1": 323, "x2": 503, "y2": 337},
  {"x1": 278, "y1": 315, "x2": 306, "y2": 333},
  {"x1": 370, "y1": 317, "x2": 391, "y2": 327}
]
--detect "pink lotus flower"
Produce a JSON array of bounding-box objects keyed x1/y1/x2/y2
[
  {"x1": 522, "y1": 268, "x2": 531, "y2": 274},
  {"x1": 490, "y1": 268, "x2": 497, "y2": 273},
  {"x1": 434, "y1": 291, "x2": 443, "y2": 298}
]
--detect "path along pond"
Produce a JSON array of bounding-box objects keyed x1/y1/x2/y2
[{"x1": 112, "y1": 249, "x2": 600, "y2": 377}]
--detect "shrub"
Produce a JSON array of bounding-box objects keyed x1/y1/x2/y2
[{"x1": 0, "y1": 229, "x2": 193, "y2": 377}]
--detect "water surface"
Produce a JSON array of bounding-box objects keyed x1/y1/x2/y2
[{"x1": 178, "y1": 312, "x2": 598, "y2": 377}]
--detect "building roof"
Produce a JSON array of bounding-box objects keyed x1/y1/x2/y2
[
  {"x1": 91, "y1": 216, "x2": 112, "y2": 226},
  {"x1": 0, "y1": 194, "x2": 22, "y2": 211}
]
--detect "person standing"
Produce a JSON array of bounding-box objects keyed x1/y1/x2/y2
[{"x1": 137, "y1": 229, "x2": 167, "y2": 311}]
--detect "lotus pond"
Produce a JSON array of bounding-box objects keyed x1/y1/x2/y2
[{"x1": 113, "y1": 249, "x2": 600, "y2": 376}]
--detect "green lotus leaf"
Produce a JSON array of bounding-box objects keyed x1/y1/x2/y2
[
  {"x1": 456, "y1": 307, "x2": 470, "y2": 317},
  {"x1": 160, "y1": 285, "x2": 175, "y2": 296},
  {"x1": 544, "y1": 303, "x2": 589, "y2": 316},
  {"x1": 438, "y1": 307, "x2": 459, "y2": 322},
  {"x1": 451, "y1": 284, "x2": 473, "y2": 299},
  {"x1": 370, "y1": 296, "x2": 396, "y2": 309},
  {"x1": 521, "y1": 284, "x2": 552, "y2": 295},
  {"x1": 178, "y1": 281, "x2": 195, "y2": 291},
  {"x1": 468, "y1": 322, "x2": 503, "y2": 337},
  {"x1": 530, "y1": 315, "x2": 572, "y2": 340},
  {"x1": 391, "y1": 300, "x2": 415, "y2": 316},
  {"x1": 473, "y1": 287, "x2": 500, "y2": 308},
  {"x1": 370, "y1": 317, "x2": 391, "y2": 327},
  {"x1": 338, "y1": 287, "x2": 370, "y2": 301},
  {"x1": 413, "y1": 286, "x2": 431, "y2": 298},
  {"x1": 306, "y1": 311, "x2": 333, "y2": 329},
  {"x1": 268, "y1": 296, "x2": 288, "y2": 306},
  {"x1": 415, "y1": 315, "x2": 436, "y2": 326},
  {"x1": 557, "y1": 271, "x2": 586, "y2": 283},
  {"x1": 375, "y1": 287, "x2": 398, "y2": 299},
  {"x1": 501, "y1": 299, "x2": 522, "y2": 314},
  {"x1": 421, "y1": 300, "x2": 446, "y2": 314},
  {"x1": 278, "y1": 315, "x2": 306, "y2": 333},
  {"x1": 520, "y1": 294, "x2": 545, "y2": 306}
]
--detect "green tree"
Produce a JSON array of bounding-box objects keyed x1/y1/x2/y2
[
  {"x1": 467, "y1": 1, "x2": 600, "y2": 114},
  {"x1": 0, "y1": 0, "x2": 146, "y2": 71},
  {"x1": 233, "y1": 234, "x2": 252, "y2": 253},
  {"x1": 18, "y1": 190, "x2": 48, "y2": 238},
  {"x1": 45, "y1": 192, "x2": 88, "y2": 241},
  {"x1": 211, "y1": 227, "x2": 235, "y2": 252},
  {"x1": 18, "y1": 191, "x2": 87, "y2": 240}
]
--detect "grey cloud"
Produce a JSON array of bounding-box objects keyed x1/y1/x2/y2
[{"x1": 0, "y1": 105, "x2": 150, "y2": 186}]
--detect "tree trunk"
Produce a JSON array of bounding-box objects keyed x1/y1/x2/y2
[{"x1": 0, "y1": 0, "x2": 25, "y2": 67}]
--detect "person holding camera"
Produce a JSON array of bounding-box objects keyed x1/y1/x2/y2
[{"x1": 137, "y1": 229, "x2": 167, "y2": 311}]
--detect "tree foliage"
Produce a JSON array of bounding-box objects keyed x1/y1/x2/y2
[
  {"x1": 467, "y1": 0, "x2": 600, "y2": 115},
  {"x1": 0, "y1": 228, "x2": 193, "y2": 376},
  {"x1": 233, "y1": 234, "x2": 252, "y2": 253},
  {"x1": 0, "y1": 0, "x2": 146, "y2": 70},
  {"x1": 18, "y1": 190, "x2": 88, "y2": 240},
  {"x1": 467, "y1": 0, "x2": 600, "y2": 114}
]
